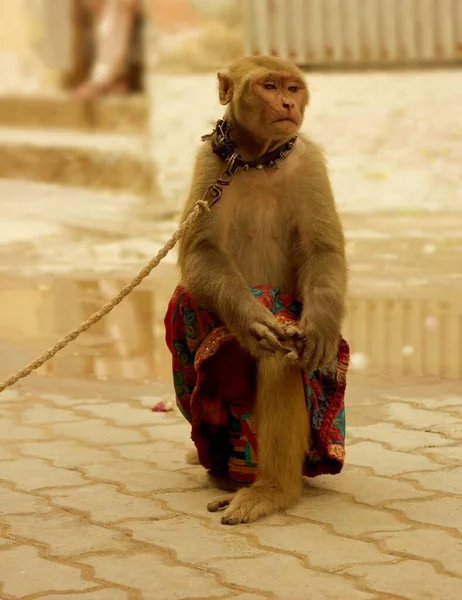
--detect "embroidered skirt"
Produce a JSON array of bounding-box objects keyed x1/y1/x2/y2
[{"x1": 165, "y1": 285, "x2": 350, "y2": 483}]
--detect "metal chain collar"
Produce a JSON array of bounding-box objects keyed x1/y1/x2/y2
[{"x1": 201, "y1": 120, "x2": 297, "y2": 209}]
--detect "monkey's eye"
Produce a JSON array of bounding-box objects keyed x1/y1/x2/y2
[
  {"x1": 288, "y1": 85, "x2": 299, "y2": 92},
  {"x1": 263, "y1": 82, "x2": 277, "y2": 90}
]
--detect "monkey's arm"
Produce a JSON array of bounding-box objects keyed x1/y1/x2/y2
[
  {"x1": 178, "y1": 146, "x2": 286, "y2": 355},
  {"x1": 295, "y1": 148, "x2": 347, "y2": 369},
  {"x1": 178, "y1": 146, "x2": 253, "y2": 319},
  {"x1": 179, "y1": 233, "x2": 253, "y2": 326}
]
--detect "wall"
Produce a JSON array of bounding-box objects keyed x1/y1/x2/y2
[
  {"x1": 0, "y1": 0, "x2": 69, "y2": 92},
  {"x1": 143, "y1": 0, "x2": 244, "y2": 73}
]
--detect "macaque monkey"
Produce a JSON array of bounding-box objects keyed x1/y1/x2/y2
[{"x1": 177, "y1": 56, "x2": 347, "y2": 524}]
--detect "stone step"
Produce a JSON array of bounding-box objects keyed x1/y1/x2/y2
[
  {"x1": 0, "y1": 93, "x2": 147, "y2": 134},
  {"x1": 0, "y1": 127, "x2": 153, "y2": 195},
  {"x1": 0, "y1": 178, "x2": 162, "y2": 239}
]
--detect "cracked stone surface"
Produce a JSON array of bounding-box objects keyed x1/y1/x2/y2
[{"x1": 0, "y1": 377, "x2": 460, "y2": 599}]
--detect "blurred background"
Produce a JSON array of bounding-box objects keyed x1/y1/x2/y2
[{"x1": 0, "y1": 0, "x2": 461, "y2": 391}]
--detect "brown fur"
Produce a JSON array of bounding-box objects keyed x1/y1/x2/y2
[{"x1": 178, "y1": 56, "x2": 347, "y2": 524}]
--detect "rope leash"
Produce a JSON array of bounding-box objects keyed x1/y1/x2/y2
[
  {"x1": 0, "y1": 120, "x2": 297, "y2": 395},
  {"x1": 0, "y1": 200, "x2": 210, "y2": 394}
]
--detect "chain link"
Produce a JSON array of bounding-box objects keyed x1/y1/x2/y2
[{"x1": 203, "y1": 152, "x2": 240, "y2": 209}]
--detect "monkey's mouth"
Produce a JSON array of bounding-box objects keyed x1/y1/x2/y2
[{"x1": 274, "y1": 118, "x2": 297, "y2": 125}]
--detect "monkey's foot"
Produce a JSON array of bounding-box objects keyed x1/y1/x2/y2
[{"x1": 207, "y1": 485, "x2": 298, "y2": 525}]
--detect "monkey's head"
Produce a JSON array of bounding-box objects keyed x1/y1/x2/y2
[{"x1": 217, "y1": 56, "x2": 309, "y2": 144}]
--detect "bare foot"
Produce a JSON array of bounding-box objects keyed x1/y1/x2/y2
[
  {"x1": 106, "y1": 79, "x2": 129, "y2": 94},
  {"x1": 74, "y1": 80, "x2": 105, "y2": 100},
  {"x1": 74, "y1": 77, "x2": 129, "y2": 100}
]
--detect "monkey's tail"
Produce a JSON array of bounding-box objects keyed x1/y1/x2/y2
[{"x1": 255, "y1": 353, "x2": 308, "y2": 500}]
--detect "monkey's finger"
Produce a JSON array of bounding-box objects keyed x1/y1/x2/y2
[
  {"x1": 302, "y1": 345, "x2": 318, "y2": 373},
  {"x1": 264, "y1": 332, "x2": 284, "y2": 350},
  {"x1": 265, "y1": 320, "x2": 289, "y2": 341},
  {"x1": 251, "y1": 324, "x2": 283, "y2": 350},
  {"x1": 293, "y1": 338, "x2": 305, "y2": 353},
  {"x1": 316, "y1": 344, "x2": 329, "y2": 368},
  {"x1": 284, "y1": 350, "x2": 300, "y2": 365},
  {"x1": 309, "y1": 344, "x2": 326, "y2": 372},
  {"x1": 280, "y1": 340, "x2": 298, "y2": 354},
  {"x1": 207, "y1": 494, "x2": 234, "y2": 512},
  {"x1": 318, "y1": 342, "x2": 337, "y2": 371},
  {"x1": 258, "y1": 338, "x2": 277, "y2": 353},
  {"x1": 284, "y1": 324, "x2": 299, "y2": 338}
]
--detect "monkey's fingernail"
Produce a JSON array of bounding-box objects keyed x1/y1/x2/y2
[
  {"x1": 285, "y1": 326, "x2": 298, "y2": 337},
  {"x1": 261, "y1": 335, "x2": 281, "y2": 350},
  {"x1": 259, "y1": 340, "x2": 276, "y2": 352}
]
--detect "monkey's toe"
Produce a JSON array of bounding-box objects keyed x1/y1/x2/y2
[
  {"x1": 207, "y1": 494, "x2": 234, "y2": 512},
  {"x1": 221, "y1": 514, "x2": 241, "y2": 525}
]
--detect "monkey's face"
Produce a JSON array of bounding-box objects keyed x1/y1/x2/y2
[
  {"x1": 249, "y1": 73, "x2": 306, "y2": 136},
  {"x1": 218, "y1": 59, "x2": 308, "y2": 145},
  {"x1": 235, "y1": 72, "x2": 307, "y2": 143}
]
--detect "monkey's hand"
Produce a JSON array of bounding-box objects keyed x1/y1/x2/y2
[
  {"x1": 235, "y1": 307, "x2": 289, "y2": 359},
  {"x1": 286, "y1": 317, "x2": 340, "y2": 373}
]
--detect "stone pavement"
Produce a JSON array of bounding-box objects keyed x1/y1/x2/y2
[{"x1": 0, "y1": 372, "x2": 461, "y2": 600}]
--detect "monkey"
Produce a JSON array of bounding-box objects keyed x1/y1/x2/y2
[{"x1": 173, "y1": 55, "x2": 348, "y2": 524}]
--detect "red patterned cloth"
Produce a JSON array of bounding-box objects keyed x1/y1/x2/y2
[{"x1": 165, "y1": 285, "x2": 350, "y2": 483}]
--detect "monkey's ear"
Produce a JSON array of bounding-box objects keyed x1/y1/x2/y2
[{"x1": 217, "y1": 72, "x2": 233, "y2": 105}]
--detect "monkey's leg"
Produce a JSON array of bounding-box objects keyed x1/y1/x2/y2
[{"x1": 219, "y1": 355, "x2": 308, "y2": 525}]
